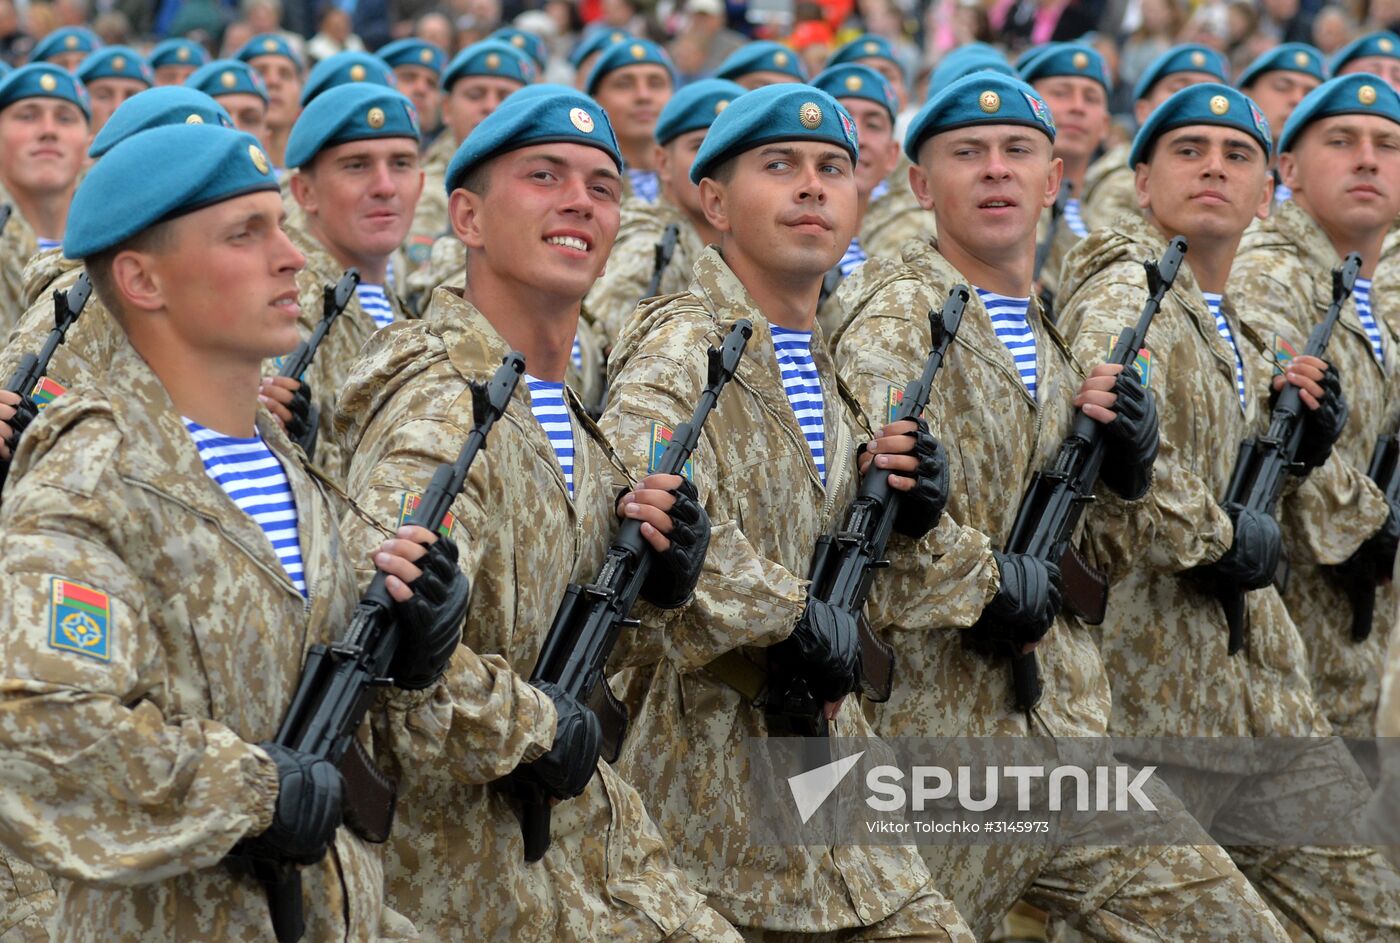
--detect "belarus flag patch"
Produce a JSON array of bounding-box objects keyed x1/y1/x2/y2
[{"x1": 48, "y1": 578, "x2": 111, "y2": 662}]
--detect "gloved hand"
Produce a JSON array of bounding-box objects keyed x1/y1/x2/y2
[
  {"x1": 0, "y1": 393, "x2": 38, "y2": 488},
  {"x1": 893, "y1": 417, "x2": 951, "y2": 539},
  {"x1": 966, "y1": 551, "x2": 1063, "y2": 654},
  {"x1": 284, "y1": 379, "x2": 319, "y2": 458},
  {"x1": 243, "y1": 742, "x2": 344, "y2": 865},
  {"x1": 517, "y1": 681, "x2": 601, "y2": 801},
  {"x1": 1197, "y1": 503, "x2": 1281, "y2": 590},
  {"x1": 389, "y1": 535, "x2": 469, "y2": 689},
  {"x1": 770, "y1": 598, "x2": 861, "y2": 703},
  {"x1": 639, "y1": 477, "x2": 711, "y2": 609},
  {"x1": 1099, "y1": 368, "x2": 1159, "y2": 500},
  {"x1": 1294, "y1": 363, "x2": 1348, "y2": 473}
]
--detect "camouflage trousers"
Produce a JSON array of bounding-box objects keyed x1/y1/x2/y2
[
  {"x1": 0, "y1": 853, "x2": 53, "y2": 943},
  {"x1": 735, "y1": 884, "x2": 975, "y2": 942}
]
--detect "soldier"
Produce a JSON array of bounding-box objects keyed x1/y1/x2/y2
[
  {"x1": 490, "y1": 26, "x2": 550, "y2": 74},
  {"x1": 1235, "y1": 44, "x2": 1325, "y2": 204},
  {"x1": 375, "y1": 38, "x2": 447, "y2": 154},
  {"x1": 0, "y1": 120, "x2": 464, "y2": 941},
  {"x1": 586, "y1": 38, "x2": 675, "y2": 204},
  {"x1": 570, "y1": 28, "x2": 632, "y2": 90},
  {"x1": 580, "y1": 78, "x2": 741, "y2": 350},
  {"x1": 235, "y1": 33, "x2": 305, "y2": 172},
  {"x1": 266, "y1": 82, "x2": 424, "y2": 482},
  {"x1": 713, "y1": 41, "x2": 807, "y2": 89},
  {"x1": 832, "y1": 70, "x2": 1291, "y2": 942},
  {"x1": 600, "y1": 82, "x2": 975, "y2": 942},
  {"x1": 1229, "y1": 74, "x2": 1400, "y2": 748},
  {"x1": 1057, "y1": 83, "x2": 1400, "y2": 938},
  {"x1": 186, "y1": 58, "x2": 269, "y2": 137},
  {"x1": 827, "y1": 35, "x2": 909, "y2": 113},
  {"x1": 0, "y1": 64, "x2": 88, "y2": 332},
  {"x1": 1330, "y1": 30, "x2": 1400, "y2": 91},
  {"x1": 74, "y1": 46, "x2": 153, "y2": 136},
  {"x1": 1080, "y1": 44, "x2": 1227, "y2": 229},
  {"x1": 26, "y1": 26, "x2": 100, "y2": 72},
  {"x1": 148, "y1": 37, "x2": 208, "y2": 86},
  {"x1": 300, "y1": 51, "x2": 396, "y2": 107},
  {"x1": 336, "y1": 83, "x2": 741, "y2": 942}
]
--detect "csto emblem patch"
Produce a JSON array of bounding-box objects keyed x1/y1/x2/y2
[
  {"x1": 648, "y1": 422, "x2": 694, "y2": 479},
  {"x1": 398, "y1": 491, "x2": 456, "y2": 538},
  {"x1": 48, "y1": 578, "x2": 111, "y2": 662}
]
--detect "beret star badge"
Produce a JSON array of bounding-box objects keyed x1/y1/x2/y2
[
  {"x1": 799, "y1": 101, "x2": 823, "y2": 128},
  {"x1": 1361, "y1": 84, "x2": 1379, "y2": 105},
  {"x1": 979, "y1": 89, "x2": 1001, "y2": 112},
  {"x1": 367, "y1": 106, "x2": 386, "y2": 128},
  {"x1": 570, "y1": 106, "x2": 595, "y2": 132},
  {"x1": 1210, "y1": 94, "x2": 1230, "y2": 115},
  {"x1": 249, "y1": 144, "x2": 270, "y2": 174}
]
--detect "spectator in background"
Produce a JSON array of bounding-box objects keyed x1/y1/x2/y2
[
  {"x1": 673, "y1": 0, "x2": 743, "y2": 75},
  {"x1": 244, "y1": 0, "x2": 305, "y2": 59},
  {"x1": 1313, "y1": 3, "x2": 1359, "y2": 51},
  {"x1": 0, "y1": 0, "x2": 31, "y2": 64},
  {"x1": 1370, "y1": 0, "x2": 1400, "y2": 32},
  {"x1": 93, "y1": 10, "x2": 134, "y2": 43},
  {"x1": 351, "y1": 0, "x2": 391, "y2": 52},
  {"x1": 221, "y1": 19, "x2": 254, "y2": 54},
  {"x1": 1260, "y1": 0, "x2": 1317, "y2": 43},
  {"x1": 306, "y1": 4, "x2": 364, "y2": 61},
  {"x1": 415, "y1": 11, "x2": 454, "y2": 51},
  {"x1": 1118, "y1": 0, "x2": 1182, "y2": 102}
]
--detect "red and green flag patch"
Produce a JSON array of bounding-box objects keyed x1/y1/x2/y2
[
  {"x1": 1106, "y1": 334, "x2": 1151, "y2": 386},
  {"x1": 398, "y1": 491, "x2": 456, "y2": 538},
  {"x1": 648, "y1": 422, "x2": 694, "y2": 479},
  {"x1": 1273, "y1": 335, "x2": 1298, "y2": 375},
  {"x1": 29, "y1": 377, "x2": 65, "y2": 410},
  {"x1": 886, "y1": 385, "x2": 904, "y2": 423},
  {"x1": 48, "y1": 578, "x2": 111, "y2": 662}
]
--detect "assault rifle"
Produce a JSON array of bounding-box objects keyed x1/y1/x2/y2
[
  {"x1": 277, "y1": 269, "x2": 359, "y2": 460},
  {"x1": 229, "y1": 352, "x2": 525, "y2": 942},
  {"x1": 1000, "y1": 236, "x2": 1186, "y2": 713},
  {"x1": 645, "y1": 223, "x2": 680, "y2": 300},
  {"x1": 515, "y1": 320, "x2": 751, "y2": 862},
  {"x1": 1348, "y1": 432, "x2": 1400, "y2": 641},
  {"x1": 0, "y1": 273, "x2": 93, "y2": 492},
  {"x1": 1210, "y1": 252, "x2": 1360, "y2": 654}
]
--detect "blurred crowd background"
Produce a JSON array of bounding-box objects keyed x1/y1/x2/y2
[{"x1": 0, "y1": 0, "x2": 1391, "y2": 140}]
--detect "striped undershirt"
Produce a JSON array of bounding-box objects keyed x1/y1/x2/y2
[
  {"x1": 1203, "y1": 291, "x2": 1247, "y2": 413},
  {"x1": 838, "y1": 235, "x2": 867, "y2": 278},
  {"x1": 975, "y1": 288, "x2": 1038, "y2": 400},
  {"x1": 526, "y1": 375, "x2": 575, "y2": 496},
  {"x1": 571, "y1": 335, "x2": 583, "y2": 372},
  {"x1": 628, "y1": 168, "x2": 659, "y2": 203},
  {"x1": 184, "y1": 418, "x2": 306, "y2": 595},
  {"x1": 385, "y1": 257, "x2": 396, "y2": 291},
  {"x1": 36, "y1": 237, "x2": 61, "y2": 252},
  {"x1": 769, "y1": 326, "x2": 826, "y2": 483},
  {"x1": 1354, "y1": 276, "x2": 1385, "y2": 365},
  {"x1": 1274, "y1": 181, "x2": 1293, "y2": 203},
  {"x1": 357, "y1": 282, "x2": 393, "y2": 329},
  {"x1": 1063, "y1": 197, "x2": 1089, "y2": 238}
]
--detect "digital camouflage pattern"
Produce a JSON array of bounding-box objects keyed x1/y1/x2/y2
[
  {"x1": 1033, "y1": 198, "x2": 1084, "y2": 308},
  {"x1": 582, "y1": 197, "x2": 691, "y2": 350},
  {"x1": 335, "y1": 287, "x2": 741, "y2": 942},
  {"x1": 830, "y1": 242, "x2": 1290, "y2": 943},
  {"x1": 1230, "y1": 199, "x2": 1399, "y2": 739},
  {"x1": 0, "y1": 184, "x2": 38, "y2": 337},
  {"x1": 0, "y1": 333, "x2": 416, "y2": 942},
  {"x1": 401, "y1": 130, "x2": 456, "y2": 281},
  {"x1": 600, "y1": 247, "x2": 973, "y2": 939},
  {"x1": 1078, "y1": 143, "x2": 1138, "y2": 231},
  {"x1": 859, "y1": 158, "x2": 937, "y2": 263},
  {"x1": 0, "y1": 251, "x2": 119, "y2": 397}
]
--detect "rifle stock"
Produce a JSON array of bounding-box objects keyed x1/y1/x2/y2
[
  {"x1": 276, "y1": 269, "x2": 360, "y2": 461},
  {"x1": 645, "y1": 223, "x2": 680, "y2": 300}
]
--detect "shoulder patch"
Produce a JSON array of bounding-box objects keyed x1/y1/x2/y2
[
  {"x1": 1104, "y1": 332, "x2": 1151, "y2": 385},
  {"x1": 1273, "y1": 334, "x2": 1298, "y2": 375},
  {"x1": 30, "y1": 376, "x2": 66, "y2": 409},
  {"x1": 648, "y1": 422, "x2": 694, "y2": 479},
  {"x1": 885, "y1": 384, "x2": 905, "y2": 423},
  {"x1": 48, "y1": 578, "x2": 111, "y2": 662},
  {"x1": 398, "y1": 490, "x2": 456, "y2": 539}
]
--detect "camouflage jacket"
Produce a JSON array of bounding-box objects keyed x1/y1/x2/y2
[
  {"x1": 0, "y1": 252, "x2": 120, "y2": 401},
  {"x1": 581, "y1": 196, "x2": 685, "y2": 350},
  {"x1": 0, "y1": 334, "x2": 417, "y2": 942},
  {"x1": 1033, "y1": 195, "x2": 1085, "y2": 308},
  {"x1": 1079, "y1": 143, "x2": 1138, "y2": 231},
  {"x1": 859, "y1": 158, "x2": 937, "y2": 263},
  {"x1": 599, "y1": 247, "x2": 941, "y2": 931},
  {"x1": 0, "y1": 188, "x2": 38, "y2": 337},
  {"x1": 1057, "y1": 212, "x2": 1329, "y2": 746},
  {"x1": 335, "y1": 288, "x2": 733, "y2": 941},
  {"x1": 401, "y1": 130, "x2": 455, "y2": 279},
  {"x1": 830, "y1": 241, "x2": 1112, "y2": 740},
  {"x1": 1230, "y1": 200, "x2": 1398, "y2": 737}
]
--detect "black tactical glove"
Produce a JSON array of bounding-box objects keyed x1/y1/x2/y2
[
  {"x1": 1098, "y1": 368, "x2": 1159, "y2": 500},
  {"x1": 283, "y1": 379, "x2": 319, "y2": 459},
  {"x1": 1361, "y1": 495, "x2": 1400, "y2": 579},
  {"x1": 1197, "y1": 503, "x2": 1281, "y2": 590},
  {"x1": 1292, "y1": 363, "x2": 1348, "y2": 474},
  {"x1": 639, "y1": 477, "x2": 711, "y2": 609},
  {"x1": 0, "y1": 395, "x2": 37, "y2": 478},
  {"x1": 389, "y1": 535, "x2": 469, "y2": 689},
  {"x1": 243, "y1": 742, "x2": 344, "y2": 865},
  {"x1": 966, "y1": 551, "x2": 1063, "y2": 654},
  {"x1": 892, "y1": 417, "x2": 951, "y2": 539},
  {"x1": 517, "y1": 681, "x2": 601, "y2": 801},
  {"x1": 770, "y1": 597, "x2": 861, "y2": 703}
]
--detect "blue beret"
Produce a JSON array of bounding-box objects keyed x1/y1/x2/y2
[
  {"x1": 1330, "y1": 31, "x2": 1400, "y2": 74},
  {"x1": 828, "y1": 35, "x2": 902, "y2": 73},
  {"x1": 236, "y1": 34, "x2": 304, "y2": 72},
  {"x1": 186, "y1": 59, "x2": 268, "y2": 102},
  {"x1": 287, "y1": 83, "x2": 420, "y2": 168},
  {"x1": 1017, "y1": 42, "x2": 1112, "y2": 91},
  {"x1": 442, "y1": 40, "x2": 535, "y2": 92},
  {"x1": 300, "y1": 51, "x2": 395, "y2": 106},
  {"x1": 29, "y1": 26, "x2": 101, "y2": 64},
  {"x1": 490, "y1": 27, "x2": 548, "y2": 69},
  {"x1": 1132, "y1": 44, "x2": 1229, "y2": 102},
  {"x1": 445, "y1": 83, "x2": 621, "y2": 192},
  {"x1": 1278, "y1": 73, "x2": 1400, "y2": 152},
  {"x1": 0, "y1": 64, "x2": 90, "y2": 118},
  {"x1": 1129, "y1": 82, "x2": 1271, "y2": 167},
  {"x1": 715, "y1": 41, "x2": 807, "y2": 83},
  {"x1": 66, "y1": 124, "x2": 279, "y2": 257},
  {"x1": 376, "y1": 38, "x2": 446, "y2": 75},
  {"x1": 76, "y1": 46, "x2": 153, "y2": 87},
  {"x1": 570, "y1": 29, "x2": 631, "y2": 68},
  {"x1": 907, "y1": 71, "x2": 1055, "y2": 161},
  {"x1": 690, "y1": 83, "x2": 857, "y2": 183},
  {"x1": 149, "y1": 38, "x2": 209, "y2": 71},
  {"x1": 1236, "y1": 43, "x2": 1325, "y2": 89},
  {"x1": 90, "y1": 86, "x2": 232, "y2": 158},
  {"x1": 813, "y1": 64, "x2": 897, "y2": 120},
  {"x1": 654, "y1": 77, "x2": 744, "y2": 144},
  {"x1": 928, "y1": 45, "x2": 1015, "y2": 98},
  {"x1": 585, "y1": 38, "x2": 676, "y2": 94}
]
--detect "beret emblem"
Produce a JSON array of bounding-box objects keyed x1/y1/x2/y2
[
  {"x1": 1073, "y1": 51, "x2": 1089, "y2": 69},
  {"x1": 1209, "y1": 94, "x2": 1230, "y2": 115},
  {"x1": 65, "y1": 35, "x2": 79, "y2": 49},
  {"x1": 1191, "y1": 51, "x2": 1206, "y2": 67},
  {"x1": 420, "y1": 49, "x2": 434, "y2": 64},
  {"x1": 1360, "y1": 83, "x2": 1379, "y2": 105},
  {"x1": 979, "y1": 89, "x2": 1001, "y2": 112},
  {"x1": 631, "y1": 43, "x2": 646, "y2": 59},
  {"x1": 799, "y1": 101, "x2": 823, "y2": 128},
  {"x1": 845, "y1": 74, "x2": 863, "y2": 91},
  {"x1": 350, "y1": 64, "x2": 366, "y2": 81},
  {"x1": 249, "y1": 144, "x2": 270, "y2": 174},
  {"x1": 1383, "y1": 38, "x2": 1396, "y2": 52},
  {"x1": 39, "y1": 74, "x2": 57, "y2": 91},
  {"x1": 367, "y1": 106, "x2": 386, "y2": 128},
  {"x1": 1294, "y1": 51, "x2": 1309, "y2": 67},
  {"x1": 570, "y1": 106, "x2": 595, "y2": 132},
  {"x1": 185, "y1": 113, "x2": 204, "y2": 124},
  {"x1": 486, "y1": 53, "x2": 500, "y2": 69},
  {"x1": 715, "y1": 98, "x2": 729, "y2": 114},
  {"x1": 774, "y1": 51, "x2": 790, "y2": 66},
  {"x1": 864, "y1": 41, "x2": 878, "y2": 54},
  {"x1": 221, "y1": 70, "x2": 237, "y2": 88},
  {"x1": 263, "y1": 39, "x2": 277, "y2": 52},
  {"x1": 178, "y1": 47, "x2": 191, "y2": 61}
]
